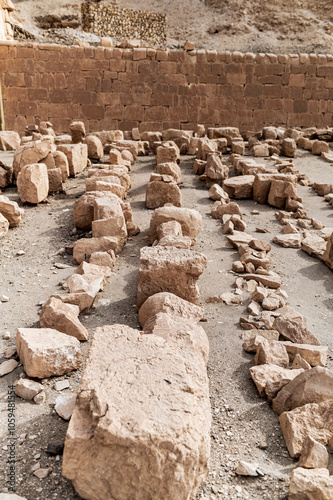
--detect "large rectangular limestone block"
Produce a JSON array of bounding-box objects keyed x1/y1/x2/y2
[
  {"x1": 137, "y1": 246, "x2": 207, "y2": 308},
  {"x1": 62, "y1": 324, "x2": 211, "y2": 500},
  {"x1": 57, "y1": 144, "x2": 88, "y2": 177}
]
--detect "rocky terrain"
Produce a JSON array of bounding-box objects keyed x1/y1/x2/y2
[{"x1": 10, "y1": 0, "x2": 333, "y2": 53}]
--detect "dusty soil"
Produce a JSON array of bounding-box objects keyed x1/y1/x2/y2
[
  {"x1": 0, "y1": 148, "x2": 332, "y2": 499},
  {"x1": 11, "y1": 0, "x2": 333, "y2": 53}
]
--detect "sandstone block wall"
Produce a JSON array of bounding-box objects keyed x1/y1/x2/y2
[
  {"x1": 81, "y1": 2, "x2": 166, "y2": 46},
  {"x1": 1, "y1": 43, "x2": 333, "y2": 134}
]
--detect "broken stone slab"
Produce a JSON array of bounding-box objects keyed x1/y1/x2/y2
[
  {"x1": 254, "y1": 338, "x2": 289, "y2": 368},
  {"x1": 203, "y1": 153, "x2": 229, "y2": 183},
  {"x1": 157, "y1": 235, "x2": 192, "y2": 249},
  {"x1": 149, "y1": 206, "x2": 202, "y2": 245},
  {"x1": 77, "y1": 261, "x2": 111, "y2": 282},
  {"x1": 281, "y1": 138, "x2": 297, "y2": 157},
  {"x1": 14, "y1": 379, "x2": 44, "y2": 400},
  {"x1": 69, "y1": 121, "x2": 85, "y2": 143},
  {"x1": 17, "y1": 163, "x2": 49, "y2": 204},
  {"x1": 88, "y1": 180, "x2": 126, "y2": 199},
  {"x1": 55, "y1": 394, "x2": 76, "y2": 420},
  {"x1": 156, "y1": 142, "x2": 180, "y2": 164},
  {"x1": 65, "y1": 273, "x2": 104, "y2": 300},
  {"x1": 211, "y1": 201, "x2": 242, "y2": 219},
  {"x1": 145, "y1": 180, "x2": 181, "y2": 209},
  {"x1": 86, "y1": 175, "x2": 122, "y2": 193},
  {"x1": 52, "y1": 150, "x2": 69, "y2": 181},
  {"x1": 84, "y1": 135, "x2": 103, "y2": 160},
  {"x1": 298, "y1": 436, "x2": 329, "y2": 469},
  {"x1": 0, "y1": 494, "x2": 28, "y2": 500},
  {"x1": 242, "y1": 273, "x2": 282, "y2": 289},
  {"x1": 289, "y1": 467, "x2": 333, "y2": 499},
  {"x1": 156, "y1": 220, "x2": 183, "y2": 240},
  {"x1": 0, "y1": 195, "x2": 24, "y2": 227},
  {"x1": 220, "y1": 292, "x2": 243, "y2": 306},
  {"x1": 39, "y1": 297, "x2": 89, "y2": 341},
  {"x1": 226, "y1": 231, "x2": 253, "y2": 249},
  {"x1": 138, "y1": 292, "x2": 204, "y2": 329},
  {"x1": 62, "y1": 324, "x2": 210, "y2": 500},
  {"x1": 242, "y1": 330, "x2": 280, "y2": 352},
  {"x1": 0, "y1": 213, "x2": 9, "y2": 239},
  {"x1": 92, "y1": 216, "x2": 127, "y2": 253},
  {"x1": 73, "y1": 236, "x2": 118, "y2": 264},
  {"x1": 144, "y1": 312, "x2": 209, "y2": 365},
  {"x1": 272, "y1": 366, "x2": 333, "y2": 415},
  {"x1": 223, "y1": 175, "x2": 255, "y2": 199},
  {"x1": 13, "y1": 140, "x2": 52, "y2": 178},
  {"x1": 137, "y1": 246, "x2": 207, "y2": 309},
  {"x1": 235, "y1": 461, "x2": 258, "y2": 476},
  {"x1": 279, "y1": 400, "x2": 333, "y2": 457},
  {"x1": 281, "y1": 341, "x2": 328, "y2": 367},
  {"x1": 272, "y1": 315, "x2": 321, "y2": 346},
  {"x1": 292, "y1": 353, "x2": 311, "y2": 370},
  {"x1": 57, "y1": 144, "x2": 88, "y2": 177},
  {"x1": 154, "y1": 162, "x2": 181, "y2": 184},
  {"x1": 89, "y1": 251, "x2": 115, "y2": 269},
  {"x1": 47, "y1": 167, "x2": 63, "y2": 193},
  {"x1": 301, "y1": 232, "x2": 327, "y2": 258},
  {"x1": 0, "y1": 130, "x2": 20, "y2": 151},
  {"x1": 208, "y1": 183, "x2": 230, "y2": 202},
  {"x1": 16, "y1": 328, "x2": 83, "y2": 378},
  {"x1": 322, "y1": 232, "x2": 333, "y2": 270},
  {"x1": 273, "y1": 233, "x2": 302, "y2": 248},
  {"x1": 250, "y1": 363, "x2": 303, "y2": 400},
  {"x1": 0, "y1": 160, "x2": 13, "y2": 188},
  {"x1": 51, "y1": 292, "x2": 96, "y2": 315},
  {"x1": 0, "y1": 359, "x2": 18, "y2": 377}
]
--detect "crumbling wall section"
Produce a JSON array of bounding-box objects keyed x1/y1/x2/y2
[
  {"x1": 81, "y1": 2, "x2": 166, "y2": 46},
  {"x1": 1, "y1": 43, "x2": 333, "y2": 134}
]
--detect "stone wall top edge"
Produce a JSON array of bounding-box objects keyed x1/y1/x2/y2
[{"x1": 0, "y1": 41, "x2": 333, "y2": 62}]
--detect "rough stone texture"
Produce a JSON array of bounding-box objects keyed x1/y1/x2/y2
[
  {"x1": 289, "y1": 468, "x2": 333, "y2": 499},
  {"x1": 156, "y1": 142, "x2": 179, "y2": 164},
  {"x1": 211, "y1": 201, "x2": 242, "y2": 219},
  {"x1": 0, "y1": 130, "x2": 20, "y2": 151},
  {"x1": 149, "y1": 206, "x2": 202, "y2": 245},
  {"x1": 154, "y1": 162, "x2": 181, "y2": 184},
  {"x1": 84, "y1": 135, "x2": 103, "y2": 160},
  {"x1": 47, "y1": 167, "x2": 63, "y2": 193},
  {"x1": 53, "y1": 150, "x2": 69, "y2": 181},
  {"x1": 0, "y1": 212, "x2": 9, "y2": 239},
  {"x1": 86, "y1": 175, "x2": 122, "y2": 193},
  {"x1": 89, "y1": 251, "x2": 115, "y2": 269},
  {"x1": 137, "y1": 246, "x2": 207, "y2": 308},
  {"x1": 301, "y1": 232, "x2": 327, "y2": 258},
  {"x1": 208, "y1": 184, "x2": 230, "y2": 202},
  {"x1": 39, "y1": 297, "x2": 89, "y2": 341},
  {"x1": 55, "y1": 394, "x2": 76, "y2": 421},
  {"x1": 281, "y1": 341, "x2": 328, "y2": 367},
  {"x1": 273, "y1": 233, "x2": 302, "y2": 248},
  {"x1": 73, "y1": 236, "x2": 118, "y2": 264},
  {"x1": 0, "y1": 494, "x2": 28, "y2": 500},
  {"x1": 254, "y1": 338, "x2": 289, "y2": 368},
  {"x1": 145, "y1": 180, "x2": 181, "y2": 209},
  {"x1": 0, "y1": 358, "x2": 18, "y2": 376},
  {"x1": 92, "y1": 213, "x2": 127, "y2": 253},
  {"x1": 223, "y1": 175, "x2": 255, "y2": 199},
  {"x1": 298, "y1": 436, "x2": 329, "y2": 469},
  {"x1": 57, "y1": 144, "x2": 88, "y2": 177},
  {"x1": 88, "y1": 167, "x2": 132, "y2": 193},
  {"x1": 0, "y1": 195, "x2": 24, "y2": 227},
  {"x1": 204, "y1": 153, "x2": 229, "y2": 183},
  {"x1": 17, "y1": 163, "x2": 49, "y2": 204},
  {"x1": 14, "y1": 379, "x2": 44, "y2": 400},
  {"x1": 16, "y1": 328, "x2": 83, "y2": 379},
  {"x1": 69, "y1": 121, "x2": 85, "y2": 143},
  {"x1": 65, "y1": 273, "x2": 104, "y2": 299},
  {"x1": 144, "y1": 312, "x2": 209, "y2": 365},
  {"x1": 279, "y1": 400, "x2": 333, "y2": 457},
  {"x1": 138, "y1": 292, "x2": 204, "y2": 329},
  {"x1": 249, "y1": 364, "x2": 303, "y2": 400},
  {"x1": 13, "y1": 140, "x2": 51, "y2": 178},
  {"x1": 322, "y1": 232, "x2": 333, "y2": 270},
  {"x1": 242, "y1": 330, "x2": 280, "y2": 352},
  {"x1": 273, "y1": 315, "x2": 321, "y2": 346},
  {"x1": 77, "y1": 261, "x2": 112, "y2": 282},
  {"x1": 62, "y1": 324, "x2": 210, "y2": 500},
  {"x1": 156, "y1": 220, "x2": 183, "y2": 240},
  {"x1": 281, "y1": 138, "x2": 297, "y2": 157},
  {"x1": 272, "y1": 366, "x2": 333, "y2": 415}
]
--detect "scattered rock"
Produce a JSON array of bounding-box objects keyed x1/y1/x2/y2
[
  {"x1": 289, "y1": 468, "x2": 333, "y2": 499},
  {"x1": 55, "y1": 394, "x2": 76, "y2": 420},
  {"x1": 235, "y1": 461, "x2": 258, "y2": 476},
  {"x1": 250, "y1": 363, "x2": 303, "y2": 400},
  {"x1": 14, "y1": 379, "x2": 44, "y2": 400},
  {"x1": 0, "y1": 359, "x2": 18, "y2": 377},
  {"x1": 299, "y1": 435, "x2": 329, "y2": 469}
]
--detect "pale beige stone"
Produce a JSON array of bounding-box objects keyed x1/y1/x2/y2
[
  {"x1": 211, "y1": 201, "x2": 242, "y2": 219},
  {"x1": 272, "y1": 366, "x2": 333, "y2": 415},
  {"x1": 17, "y1": 163, "x2": 49, "y2": 204},
  {"x1": 0, "y1": 130, "x2": 20, "y2": 151},
  {"x1": 273, "y1": 233, "x2": 302, "y2": 248},
  {"x1": 57, "y1": 144, "x2": 88, "y2": 176},
  {"x1": 279, "y1": 400, "x2": 333, "y2": 457},
  {"x1": 0, "y1": 358, "x2": 18, "y2": 376},
  {"x1": 89, "y1": 180, "x2": 126, "y2": 199},
  {"x1": 62, "y1": 324, "x2": 210, "y2": 500},
  {"x1": 203, "y1": 153, "x2": 229, "y2": 183},
  {"x1": 235, "y1": 461, "x2": 258, "y2": 476},
  {"x1": 250, "y1": 363, "x2": 303, "y2": 400},
  {"x1": 77, "y1": 261, "x2": 111, "y2": 283},
  {"x1": 69, "y1": 121, "x2": 85, "y2": 143},
  {"x1": 73, "y1": 236, "x2": 118, "y2": 264},
  {"x1": 89, "y1": 166, "x2": 132, "y2": 192},
  {"x1": 14, "y1": 379, "x2": 44, "y2": 400},
  {"x1": 92, "y1": 216, "x2": 127, "y2": 253},
  {"x1": 273, "y1": 315, "x2": 321, "y2": 346},
  {"x1": 322, "y1": 232, "x2": 333, "y2": 270},
  {"x1": 55, "y1": 394, "x2": 76, "y2": 420},
  {"x1": 223, "y1": 175, "x2": 254, "y2": 199},
  {"x1": 89, "y1": 251, "x2": 115, "y2": 268},
  {"x1": 299, "y1": 436, "x2": 329, "y2": 469},
  {"x1": 253, "y1": 143, "x2": 270, "y2": 157},
  {"x1": 242, "y1": 330, "x2": 279, "y2": 352},
  {"x1": 47, "y1": 168, "x2": 63, "y2": 193},
  {"x1": 156, "y1": 142, "x2": 180, "y2": 164},
  {"x1": 149, "y1": 206, "x2": 202, "y2": 245},
  {"x1": 301, "y1": 232, "x2": 327, "y2": 257},
  {"x1": 145, "y1": 180, "x2": 181, "y2": 209},
  {"x1": 312, "y1": 140, "x2": 329, "y2": 155},
  {"x1": 154, "y1": 162, "x2": 181, "y2": 184},
  {"x1": 84, "y1": 135, "x2": 103, "y2": 160},
  {"x1": 138, "y1": 292, "x2": 204, "y2": 328},
  {"x1": 65, "y1": 273, "x2": 104, "y2": 298},
  {"x1": 292, "y1": 353, "x2": 311, "y2": 370},
  {"x1": 137, "y1": 246, "x2": 207, "y2": 308},
  {"x1": 0, "y1": 212, "x2": 9, "y2": 239},
  {"x1": 281, "y1": 341, "x2": 328, "y2": 367},
  {"x1": 144, "y1": 312, "x2": 209, "y2": 365},
  {"x1": 13, "y1": 140, "x2": 51, "y2": 178},
  {"x1": 281, "y1": 138, "x2": 297, "y2": 157},
  {"x1": 156, "y1": 220, "x2": 183, "y2": 240},
  {"x1": 16, "y1": 328, "x2": 83, "y2": 379},
  {"x1": 39, "y1": 297, "x2": 89, "y2": 341},
  {"x1": 289, "y1": 467, "x2": 333, "y2": 499},
  {"x1": 254, "y1": 338, "x2": 289, "y2": 367},
  {"x1": 208, "y1": 184, "x2": 230, "y2": 202},
  {"x1": 52, "y1": 150, "x2": 69, "y2": 181},
  {"x1": 51, "y1": 292, "x2": 95, "y2": 315}
]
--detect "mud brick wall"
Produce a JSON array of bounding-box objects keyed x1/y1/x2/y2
[
  {"x1": 1, "y1": 43, "x2": 333, "y2": 134},
  {"x1": 81, "y1": 3, "x2": 166, "y2": 46}
]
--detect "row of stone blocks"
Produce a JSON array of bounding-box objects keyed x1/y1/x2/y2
[{"x1": 62, "y1": 189, "x2": 212, "y2": 497}]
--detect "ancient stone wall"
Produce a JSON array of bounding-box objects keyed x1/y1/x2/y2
[
  {"x1": 81, "y1": 2, "x2": 166, "y2": 46},
  {"x1": 1, "y1": 42, "x2": 333, "y2": 134}
]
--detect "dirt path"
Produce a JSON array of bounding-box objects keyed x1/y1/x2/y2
[{"x1": 0, "y1": 150, "x2": 332, "y2": 499}]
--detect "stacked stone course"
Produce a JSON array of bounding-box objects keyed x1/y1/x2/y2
[{"x1": 2, "y1": 44, "x2": 333, "y2": 134}]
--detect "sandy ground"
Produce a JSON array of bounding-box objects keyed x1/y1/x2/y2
[
  {"x1": 0, "y1": 148, "x2": 332, "y2": 499},
  {"x1": 11, "y1": 0, "x2": 333, "y2": 53}
]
